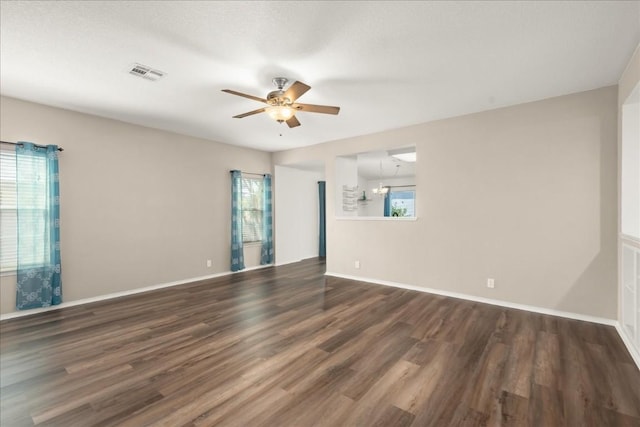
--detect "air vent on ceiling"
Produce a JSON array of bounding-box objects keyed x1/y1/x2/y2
[{"x1": 128, "y1": 63, "x2": 165, "y2": 81}]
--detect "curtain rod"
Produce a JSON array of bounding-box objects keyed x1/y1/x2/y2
[
  {"x1": 386, "y1": 184, "x2": 416, "y2": 188},
  {"x1": 229, "y1": 170, "x2": 267, "y2": 177},
  {"x1": 1, "y1": 140, "x2": 64, "y2": 152}
]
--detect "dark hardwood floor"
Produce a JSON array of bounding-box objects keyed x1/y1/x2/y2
[{"x1": 1, "y1": 258, "x2": 639, "y2": 426}]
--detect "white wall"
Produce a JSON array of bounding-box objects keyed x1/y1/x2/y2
[
  {"x1": 274, "y1": 86, "x2": 618, "y2": 319},
  {"x1": 274, "y1": 165, "x2": 325, "y2": 265},
  {"x1": 621, "y1": 93, "x2": 640, "y2": 239},
  {"x1": 335, "y1": 156, "x2": 358, "y2": 216},
  {"x1": 618, "y1": 44, "x2": 640, "y2": 364},
  {"x1": 0, "y1": 96, "x2": 272, "y2": 315},
  {"x1": 357, "y1": 174, "x2": 368, "y2": 216}
]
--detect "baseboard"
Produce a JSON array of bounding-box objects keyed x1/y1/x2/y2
[
  {"x1": 0, "y1": 264, "x2": 273, "y2": 321},
  {"x1": 615, "y1": 322, "x2": 640, "y2": 370},
  {"x1": 324, "y1": 271, "x2": 617, "y2": 326}
]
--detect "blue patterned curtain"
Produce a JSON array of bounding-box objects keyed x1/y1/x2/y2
[
  {"x1": 318, "y1": 181, "x2": 326, "y2": 257},
  {"x1": 230, "y1": 170, "x2": 245, "y2": 271},
  {"x1": 384, "y1": 188, "x2": 391, "y2": 217},
  {"x1": 260, "y1": 174, "x2": 273, "y2": 265},
  {"x1": 15, "y1": 143, "x2": 62, "y2": 310}
]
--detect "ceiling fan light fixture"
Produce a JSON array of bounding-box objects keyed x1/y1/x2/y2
[
  {"x1": 372, "y1": 183, "x2": 389, "y2": 195},
  {"x1": 266, "y1": 105, "x2": 294, "y2": 122}
]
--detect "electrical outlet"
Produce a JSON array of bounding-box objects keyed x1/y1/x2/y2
[
  {"x1": 487, "y1": 278, "x2": 495, "y2": 288},
  {"x1": 355, "y1": 260, "x2": 360, "y2": 269},
  {"x1": 206, "y1": 260, "x2": 212, "y2": 268}
]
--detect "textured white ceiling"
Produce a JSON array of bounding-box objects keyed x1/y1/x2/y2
[{"x1": 1, "y1": 1, "x2": 639, "y2": 152}]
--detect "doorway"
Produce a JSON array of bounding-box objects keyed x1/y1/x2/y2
[{"x1": 274, "y1": 162, "x2": 326, "y2": 266}]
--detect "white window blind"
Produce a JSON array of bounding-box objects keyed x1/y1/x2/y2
[
  {"x1": 0, "y1": 148, "x2": 17, "y2": 272},
  {"x1": 0, "y1": 147, "x2": 49, "y2": 272},
  {"x1": 241, "y1": 177, "x2": 263, "y2": 243}
]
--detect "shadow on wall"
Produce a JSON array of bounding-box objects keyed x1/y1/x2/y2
[
  {"x1": 557, "y1": 117, "x2": 617, "y2": 320},
  {"x1": 557, "y1": 252, "x2": 616, "y2": 319}
]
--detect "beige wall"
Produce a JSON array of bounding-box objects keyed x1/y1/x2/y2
[
  {"x1": 0, "y1": 96, "x2": 271, "y2": 315},
  {"x1": 0, "y1": 85, "x2": 620, "y2": 319},
  {"x1": 275, "y1": 86, "x2": 618, "y2": 319}
]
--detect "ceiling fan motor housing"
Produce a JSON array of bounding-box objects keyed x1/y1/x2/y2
[
  {"x1": 267, "y1": 77, "x2": 292, "y2": 106},
  {"x1": 272, "y1": 77, "x2": 288, "y2": 90}
]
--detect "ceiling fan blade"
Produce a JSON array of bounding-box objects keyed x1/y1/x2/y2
[
  {"x1": 222, "y1": 89, "x2": 267, "y2": 104},
  {"x1": 286, "y1": 115, "x2": 301, "y2": 128},
  {"x1": 293, "y1": 103, "x2": 340, "y2": 115},
  {"x1": 283, "y1": 81, "x2": 311, "y2": 102},
  {"x1": 233, "y1": 107, "x2": 266, "y2": 118}
]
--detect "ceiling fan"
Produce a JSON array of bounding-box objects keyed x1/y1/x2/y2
[{"x1": 222, "y1": 77, "x2": 340, "y2": 128}]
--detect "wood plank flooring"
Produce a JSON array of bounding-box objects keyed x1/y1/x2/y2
[{"x1": 1, "y1": 258, "x2": 639, "y2": 426}]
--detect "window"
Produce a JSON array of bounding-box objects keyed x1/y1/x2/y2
[
  {"x1": 389, "y1": 188, "x2": 416, "y2": 217},
  {"x1": 241, "y1": 177, "x2": 263, "y2": 243},
  {"x1": 0, "y1": 147, "x2": 49, "y2": 272},
  {"x1": 0, "y1": 148, "x2": 18, "y2": 272}
]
